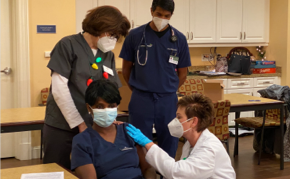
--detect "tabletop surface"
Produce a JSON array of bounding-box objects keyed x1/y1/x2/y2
[
  {"x1": 0, "y1": 163, "x2": 78, "y2": 179},
  {"x1": 1, "y1": 107, "x2": 127, "y2": 125},
  {"x1": 1, "y1": 107, "x2": 45, "y2": 124},
  {"x1": 224, "y1": 93, "x2": 283, "y2": 106}
]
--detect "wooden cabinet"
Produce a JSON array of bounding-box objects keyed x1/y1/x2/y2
[
  {"x1": 189, "y1": 0, "x2": 216, "y2": 43},
  {"x1": 75, "y1": 0, "x2": 270, "y2": 45},
  {"x1": 130, "y1": 0, "x2": 152, "y2": 28},
  {"x1": 227, "y1": 78, "x2": 254, "y2": 89},
  {"x1": 216, "y1": 0, "x2": 243, "y2": 43},
  {"x1": 242, "y1": 0, "x2": 269, "y2": 43},
  {"x1": 75, "y1": 0, "x2": 130, "y2": 33},
  {"x1": 75, "y1": 0, "x2": 97, "y2": 33},
  {"x1": 217, "y1": 0, "x2": 269, "y2": 43},
  {"x1": 98, "y1": 0, "x2": 130, "y2": 18},
  {"x1": 169, "y1": 0, "x2": 189, "y2": 39}
]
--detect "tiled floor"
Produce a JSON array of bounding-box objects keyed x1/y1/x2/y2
[{"x1": 1, "y1": 135, "x2": 290, "y2": 179}]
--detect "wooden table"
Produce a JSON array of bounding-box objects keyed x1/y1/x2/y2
[
  {"x1": 0, "y1": 163, "x2": 78, "y2": 179},
  {"x1": 1, "y1": 107, "x2": 129, "y2": 159},
  {"x1": 1, "y1": 107, "x2": 46, "y2": 133},
  {"x1": 224, "y1": 94, "x2": 285, "y2": 170}
]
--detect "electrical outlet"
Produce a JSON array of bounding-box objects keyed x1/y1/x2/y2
[
  {"x1": 202, "y1": 54, "x2": 213, "y2": 61},
  {"x1": 44, "y1": 51, "x2": 51, "y2": 58}
]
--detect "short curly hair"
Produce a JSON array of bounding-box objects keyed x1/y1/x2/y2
[
  {"x1": 177, "y1": 94, "x2": 214, "y2": 132},
  {"x1": 82, "y1": 6, "x2": 130, "y2": 39},
  {"x1": 85, "y1": 79, "x2": 121, "y2": 106}
]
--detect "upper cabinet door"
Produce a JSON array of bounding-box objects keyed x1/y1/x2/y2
[
  {"x1": 130, "y1": 0, "x2": 152, "y2": 29},
  {"x1": 75, "y1": 0, "x2": 98, "y2": 33},
  {"x1": 189, "y1": 0, "x2": 216, "y2": 43},
  {"x1": 242, "y1": 0, "x2": 269, "y2": 43},
  {"x1": 216, "y1": 0, "x2": 243, "y2": 43},
  {"x1": 97, "y1": 0, "x2": 130, "y2": 19},
  {"x1": 169, "y1": 0, "x2": 190, "y2": 40}
]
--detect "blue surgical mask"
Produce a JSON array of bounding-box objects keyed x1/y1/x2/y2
[{"x1": 90, "y1": 106, "x2": 117, "y2": 128}]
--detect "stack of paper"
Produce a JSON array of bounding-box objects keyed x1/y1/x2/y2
[{"x1": 21, "y1": 172, "x2": 64, "y2": 179}]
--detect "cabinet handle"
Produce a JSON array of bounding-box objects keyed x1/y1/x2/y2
[
  {"x1": 187, "y1": 32, "x2": 189, "y2": 40},
  {"x1": 244, "y1": 32, "x2": 246, "y2": 40},
  {"x1": 240, "y1": 32, "x2": 242, "y2": 40},
  {"x1": 237, "y1": 82, "x2": 245, "y2": 85},
  {"x1": 132, "y1": 20, "x2": 134, "y2": 28},
  {"x1": 191, "y1": 32, "x2": 193, "y2": 40},
  {"x1": 263, "y1": 81, "x2": 270, "y2": 84}
]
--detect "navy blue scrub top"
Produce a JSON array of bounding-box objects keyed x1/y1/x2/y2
[
  {"x1": 71, "y1": 124, "x2": 143, "y2": 179},
  {"x1": 119, "y1": 23, "x2": 191, "y2": 93}
]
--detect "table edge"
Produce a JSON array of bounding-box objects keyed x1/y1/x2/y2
[{"x1": 1, "y1": 120, "x2": 44, "y2": 127}]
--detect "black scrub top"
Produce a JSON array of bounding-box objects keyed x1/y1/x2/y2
[{"x1": 45, "y1": 33, "x2": 122, "y2": 132}]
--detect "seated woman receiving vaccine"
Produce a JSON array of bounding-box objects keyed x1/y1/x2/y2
[
  {"x1": 127, "y1": 94, "x2": 236, "y2": 179},
  {"x1": 71, "y1": 79, "x2": 155, "y2": 179}
]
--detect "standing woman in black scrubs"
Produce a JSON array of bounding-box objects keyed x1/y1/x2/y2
[{"x1": 43, "y1": 6, "x2": 130, "y2": 169}]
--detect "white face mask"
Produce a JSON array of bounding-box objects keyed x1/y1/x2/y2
[
  {"x1": 168, "y1": 117, "x2": 193, "y2": 138},
  {"x1": 97, "y1": 34, "x2": 117, "y2": 53},
  {"x1": 152, "y1": 16, "x2": 169, "y2": 31}
]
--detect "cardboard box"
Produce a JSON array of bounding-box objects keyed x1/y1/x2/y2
[
  {"x1": 203, "y1": 79, "x2": 224, "y2": 102},
  {"x1": 117, "y1": 71, "x2": 132, "y2": 112},
  {"x1": 252, "y1": 68, "x2": 276, "y2": 74}
]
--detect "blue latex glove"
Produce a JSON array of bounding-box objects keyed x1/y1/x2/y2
[{"x1": 126, "y1": 124, "x2": 152, "y2": 147}]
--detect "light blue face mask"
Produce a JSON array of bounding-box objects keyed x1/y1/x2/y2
[{"x1": 89, "y1": 106, "x2": 118, "y2": 128}]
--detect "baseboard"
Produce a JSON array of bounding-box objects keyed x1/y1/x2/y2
[{"x1": 32, "y1": 146, "x2": 42, "y2": 159}]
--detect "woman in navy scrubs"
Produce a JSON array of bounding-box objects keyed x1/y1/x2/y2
[
  {"x1": 120, "y1": 0, "x2": 191, "y2": 161},
  {"x1": 71, "y1": 79, "x2": 155, "y2": 179}
]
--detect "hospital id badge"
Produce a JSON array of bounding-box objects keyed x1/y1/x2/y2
[
  {"x1": 103, "y1": 66, "x2": 114, "y2": 76},
  {"x1": 169, "y1": 55, "x2": 179, "y2": 65}
]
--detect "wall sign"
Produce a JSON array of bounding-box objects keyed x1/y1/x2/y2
[{"x1": 37, "y1": 25, "x2": 56, "y2": 33}]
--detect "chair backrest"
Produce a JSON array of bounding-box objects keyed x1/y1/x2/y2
[
  {"x1": 208, "y1": 100, "x2": 231, "y2": 140},
  {"x1": 178, "y1": 78, "x2": 204, "y2": 96},
  {"x1": 265, "y1": 107, "x2": 288, "y2": 125}
]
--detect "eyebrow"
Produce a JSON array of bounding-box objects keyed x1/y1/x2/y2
[{"x1": 95, "y1": 102, "x2": 105, "y2": 106}]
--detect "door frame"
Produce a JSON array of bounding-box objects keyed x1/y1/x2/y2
[
  {"x1": 2, "y1": 0, "x2": 32, "y2": 160},
  {"x1": 11, "y1": 0, "x2": 31, "y2": 108}
]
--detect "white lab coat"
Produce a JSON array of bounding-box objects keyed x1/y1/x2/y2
[{"x1": 145, "y1": 129, "x2": 236, "y2": 179}]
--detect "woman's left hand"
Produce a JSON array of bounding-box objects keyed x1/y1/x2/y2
[
  {"x1": 113, "y1": 121, "x2": 124, "y2": 125},
  {"x1": 126, "y1": 124, "x2": 152, "y2": 147}
]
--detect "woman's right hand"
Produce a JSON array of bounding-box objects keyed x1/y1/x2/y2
[
  {"x1": 78, "y1": 122, "x2": 88, "y2": 133},
  {"x1": 126, "y1": 124, "x2": 152, "y2": 147}
]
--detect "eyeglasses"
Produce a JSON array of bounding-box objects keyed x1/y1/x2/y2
[{"x1": 106, "y1": 33, "x2": 119, "y2": 41}]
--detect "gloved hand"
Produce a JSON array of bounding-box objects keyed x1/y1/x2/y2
[{"x1": 126, "y1": 124, "x2": 152, "y2": 147}]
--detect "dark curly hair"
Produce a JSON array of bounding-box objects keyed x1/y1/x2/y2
[{"x1": 85, "y1": 79, "x2": 121, "y2": 106}]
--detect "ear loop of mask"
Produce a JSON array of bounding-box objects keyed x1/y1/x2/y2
[{"x1": 181, "y1": 117, "x2": 194, "y2": 133}]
